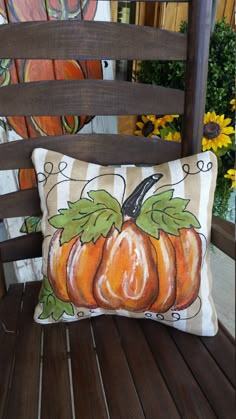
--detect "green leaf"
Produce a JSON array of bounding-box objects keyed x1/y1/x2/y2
[
  {"x1": 159, "y1": 127, "x2": 175, "y2": 140},
  {"x1": 39, "y1": 277, "x2": 74, "y2": 321},
  {"x1": 20, "y1": 216, "x2": 42, "y2": 234},
  {"x1": 49, "y1": 189, "x2": 122, "y2": 244},
  {"x1": 136, "y1": 189, "x2": 201, "y2": 238},
  {"x1": 159, "y1": 127, "x2": 171, "y2": 140}
]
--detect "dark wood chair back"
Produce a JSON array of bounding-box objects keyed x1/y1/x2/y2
[{"x1": 0, "y1": 0, "x2": 233, "y2": 297}]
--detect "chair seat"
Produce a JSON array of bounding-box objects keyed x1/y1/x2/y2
[{"x1": 0, "y1": 281, "x2": 235, "y2": 419}]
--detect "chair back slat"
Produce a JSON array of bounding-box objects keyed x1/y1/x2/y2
[
  {"x1": 0, "y1": 80, "x2": 184, "y2": 117},
  {"x1": 0, "y1": 135, "x2": 181, "y2": 170},
  {"x1": 0, "y1": 21, "x2": 187, "y2": 61},
  {"x1": 0, "y1": 233, "x2": 43, "y2": 263},
  {"x1": 0, "y1": 189, "x2": 40, "y2": 219}
]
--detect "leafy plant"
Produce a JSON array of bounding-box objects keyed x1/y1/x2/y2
[
  {"x1": 135, "y1": 19, "x2": 235, "y2": 220},
  {"x1": 135, "y1": 19, "x2": 235, "y2": 121}
]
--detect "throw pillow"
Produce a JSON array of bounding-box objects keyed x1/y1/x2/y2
[{"x1": 32, "y1": 148, "x2": 218, "y2": 336}]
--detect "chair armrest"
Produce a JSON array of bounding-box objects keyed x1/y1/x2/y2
[{"x1": 211, "y1": 215, "x2": 235, "y2": 260}]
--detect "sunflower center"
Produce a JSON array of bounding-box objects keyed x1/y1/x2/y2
[
  {"x1": 142, "y1": 121, "x2": 154, "y2": 137},
  {"x1": 203, "y1": 122, "x2": 221, "y2": 139}
]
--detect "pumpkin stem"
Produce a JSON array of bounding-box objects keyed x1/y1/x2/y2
[{"x1": 122, "y1": 174, "x2": 163, "y2": 218}]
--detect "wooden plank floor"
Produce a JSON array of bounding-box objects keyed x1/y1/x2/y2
[{"x1": 0, "y1": 282, "x2": 235, "y2": 419}]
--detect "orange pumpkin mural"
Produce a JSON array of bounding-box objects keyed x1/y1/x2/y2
[
  {"x1": 43, "y1": 174, "x2": 203, "y2": 320},
  {"x1": 6, "y1": 0, "x2": 97, "y2": 22},
  {"x1": 0, "y1": 0, "x2": 101, "y2": 190}
]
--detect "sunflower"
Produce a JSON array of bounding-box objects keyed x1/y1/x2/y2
[
  {"x1": 135, "y1": 115, "x2": 160, "y2": 138},
  {"x1": 202, "y1": 112, "x2": 234, "y2": 152},
  {"x1": 230, "y1": 99, "x2": 235, "y2": 112},
  {"x1": 224, "y1": 169, "x2": 236, "y2": 189},
  {"x1": 164, "y1": 131, "x2": 182, "y2": 142},
  {"x1": 156, "y1": 114, "x2": 179, "y2": 128}
]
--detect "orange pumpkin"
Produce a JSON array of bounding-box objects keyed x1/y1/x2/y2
[
  {"x1": 47, "y1": 176, "x2": 202, "y2": 313},
  {"x1": 93, "y1": 220, "x2": 159, "y2": 311},
  {"x1": 48, "y1": 229, "x2": 105, "y2": 306},
  {"x1": 6, "y1": 0, "x2": 97, "y2": 22}
]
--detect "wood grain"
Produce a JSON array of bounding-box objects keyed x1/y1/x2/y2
[
  {"x1": 0, "y1": 80, "x2": 185, "y2": 117},
  {"x1": 0, "y1": 134, "x2": 181, "y2": 169},
  {"x1": 0, "y1": 233, "x2": 43, "y2": 263},
  {"x1": 4, "y1": 282, "x2": 42, "y2": 419},
  {"x1": 92, "y1": 316, "x2": 145, "y2": 419},
  {"x1": 201, "y1": 323, "x2": 235, "y2": 387},
  {"x1": 115, "y1": 317, "x2": 181, "y2": 419},
  {"x1": 0, "y1": 20, "x2": 187, "y2": 61},
  {"x1": 0, "y1": 255, "x2": 6, "y2": 299},
  {"x1": 182, "y1": 0, "x2": 212, "y2": 156},
  {"x1": 0, "y1": 284, "x2": 24, "y2": 419},
  {"x1": 41, "y1": 323, "x2": 73, "y2": 419},
  {"x1": 142, "y1": 320, "x2": 217, "y2": 418},
  {"x1": 68, "y1": 320, "x2": 108, "y2": 419},
  {"x1": 0, "y1": 188, "x2": 40, "y2": 218},
  {"x1": 171, "y1": 327, "x2": 235, "y2": 418},
  {"x1": 0, "y1": 283, "x2": 235, "y2": 418}
]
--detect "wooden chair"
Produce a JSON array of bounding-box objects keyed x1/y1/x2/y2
[{"x1": 0, "y1": 1, "x2": 235, "y2": 418}]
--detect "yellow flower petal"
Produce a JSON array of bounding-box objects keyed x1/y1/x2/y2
[
  {"x1": 230, "y1": 99, "x2": 235, "y2": 111},
  {"x1": 221, "y1": 117, "x2": 232, "y2": 127},
  {"x1": 147, "y1": 114, "x2": 156, "y2": 121},
  {"x1": 227, "y1": 169, "x2": 236, "y2": 176},
  {"x1": 136, "y1": 122, "x2": 144, "y2": 129},
  {"x1": 211, "y1": 111, "x2": 217, "y2": 121},
  {"x1": 164, "y1": 131, "x2": 181, "y2": 142},
  {"x1": 224, "y1": 169, "x2": 236, "y2": 189},
  {"x1": 216, "y1": 114, "x2": 224, "y2": 124},
  {"x1": 212, "y1": 142, "x2": 219, "y2": 152},
  {"x1": 222, "y1": 127, "x2": 234, "y2": 135},
  {"x1": 220, "y1": 134, "x2": 232, "y2": 144}
]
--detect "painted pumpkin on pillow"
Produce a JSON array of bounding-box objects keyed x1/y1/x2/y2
[{"x1": 47, "y1": 175, "x2": 202, "y2": 313}]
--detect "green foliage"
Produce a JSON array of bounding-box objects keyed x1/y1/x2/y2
[
  {"x1": 135, "y1": 19, "x2": 235, "y2": 121},
  {"x1": 136, "y1": 189, "x2": 200, "y2": 238},
  {"x1": 213, "y1": 151, "x2": 235, "y2": 218},
  {"x1": 49, "y1": 190, "x2": 123, "y2": 244},
  {"x1": 39, "y1": 277, "x2": 74, "y2": 321},
  {"x1": 207, "y1": 20, "x2": 235, "y2": 118}
]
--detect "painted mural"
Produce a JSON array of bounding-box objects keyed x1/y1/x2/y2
[
  {"x1": 0, "y1": 0, "x2": 102, "y2": 190},
  {"x1": 0, "y1": 0, "x2": 116, "y2": 282}
]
